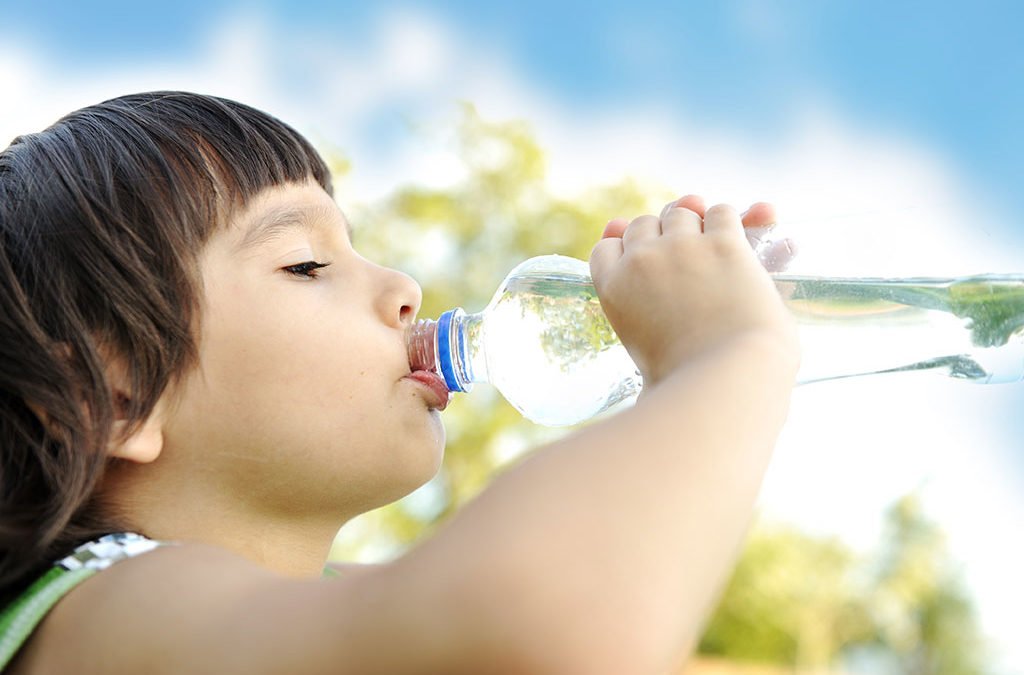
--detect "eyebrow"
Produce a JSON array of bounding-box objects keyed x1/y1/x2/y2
[{"x1": 235, "y1": 204, "x2": 353, "y2": 252}]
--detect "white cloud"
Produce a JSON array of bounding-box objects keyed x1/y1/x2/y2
[{"x1": 8, "y1": 6, "x2": 1008, "y2": 279}]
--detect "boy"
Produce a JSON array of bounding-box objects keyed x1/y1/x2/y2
[{"x1": 0, "y1": 91, "x2": 798, "y2": 674}]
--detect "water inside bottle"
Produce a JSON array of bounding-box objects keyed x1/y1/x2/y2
[
  {"x1": 483, "y1": 271, "x2": 641, "y2": 426},
  {"x1": 488, "y1": 269, "x2": 1024, "y2": 425},
  {"x1": 775, "y1": 274, "x2": 1024, "y2": 384}
]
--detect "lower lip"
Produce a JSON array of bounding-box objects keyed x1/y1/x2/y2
[{"x1": 404, "y1": 370, "x2": 452, "y2": 411}]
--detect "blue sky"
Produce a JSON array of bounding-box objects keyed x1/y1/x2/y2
[
  {"x1": 3, "y1": 1, "x2": 1022, "y2": 214},
  {"x1": 3, "y1": 1, "x2": 1024, "y2": 668}
]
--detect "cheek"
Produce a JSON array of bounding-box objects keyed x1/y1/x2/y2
[
  {"x1": 198, "y1": 286, "x2": 381, "y2": 412},
  {"x1": 210, "y1": 331, "x2": 348, "y2": 413},
  {"x1": 177, "y1": 271, "x2": 403, "y2": 448},
  {"x1": 203, "y1": 280, "x2": 323, "y2": 376}
]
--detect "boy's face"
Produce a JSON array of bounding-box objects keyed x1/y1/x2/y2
[{"x1": 160, "y1": 181, "x2": 445, "y2": 521}]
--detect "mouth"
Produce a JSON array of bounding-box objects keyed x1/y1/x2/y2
[{"x1": 404, "y1": 369, "x2": 452, "y2": 411}]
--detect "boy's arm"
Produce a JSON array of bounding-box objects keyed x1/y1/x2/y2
[
  {"x1": 392, "y1": 338, "x2": 796, "y2": 675},
  {"x1": 21, "y1": 201, "x2": 798, "y2": 675},
  {"x1": 383, "y1": 201, "x2": 800, "y2": 673},
  {"x1": 355, "y1": 201, "x2": 798, "y2": 673}
]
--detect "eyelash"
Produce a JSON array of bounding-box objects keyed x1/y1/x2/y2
[{"x1": 283, "y1": 261, "x2": 332, "y2": 279}]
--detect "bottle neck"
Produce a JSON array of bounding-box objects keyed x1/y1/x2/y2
[{"x1": 409, "y1": 309, "x2": 488, "y2": 393}]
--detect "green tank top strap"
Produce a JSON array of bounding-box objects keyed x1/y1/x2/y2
[{"x1": 0, "y1": 533, "x2": 165, "y2": 672}]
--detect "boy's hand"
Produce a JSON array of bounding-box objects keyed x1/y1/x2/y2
[{"x1": 590, "y1": 195, "x2": 799, "y2": 386}]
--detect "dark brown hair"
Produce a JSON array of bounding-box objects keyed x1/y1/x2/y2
[{"x1": 0, "y1": 91, "x2": 332, "y2": 602}]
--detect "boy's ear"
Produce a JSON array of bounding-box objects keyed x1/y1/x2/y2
[
  {"x1": 103, "y1": 357, "x2": 166, "y2": 465},
  {"x1": 25, "y1": 342, "x2": 167, "y2": 464},
  {"x1": 107, "y1": 397, "x2": 166, "y2": 464}
]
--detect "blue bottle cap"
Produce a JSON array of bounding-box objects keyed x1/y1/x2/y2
[{"x1": 436, "y1": 309, "x2": 467, "y2": 393}]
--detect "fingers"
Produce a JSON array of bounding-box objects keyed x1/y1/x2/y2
[
  {"x1": 656, "y1": 196, "x2": 773, "y2": 226},
  {"x1": 661, "y1": 194, "x2": 706, "y2": 220},
  {"x1": 740, "y1": 201, "x2": 776, "y2": 229},
  {"x1": 739, "y1": 202, "x2": 792, "y2": 270},
  {"x1": 601, "y1": 217, "x2": 629, "y2": 239},
  {"x1": 622, "y1": 214, "x2": 661, "y2": 247},
  {"x1": 661, "y1": 206, "x2": 703, "y2": 236},
  {"x1": 590, "y1": 235, "x2": 623, "y2": 284},
  {"x1": 602, "y1": 197, "x2": 777, "y2": 249},
  {"x1": 741, "y1": 202, "x2": 778, "y2": 250},
  {"x1": 702, "y1": 203, "x2": 744, "y2": 236}
]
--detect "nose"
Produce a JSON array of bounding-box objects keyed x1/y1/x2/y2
[{"x1": 376, "y1": 265, "x2": 423, "y2": 329}]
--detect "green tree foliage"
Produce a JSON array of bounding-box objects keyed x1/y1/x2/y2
[
  {"x1": 860, "y1": 495, "x2": 985, "y2": 674},
  {"x1": 699, "y1": 525, "x2": 871, "y2": 667},
  {"x1": 323, "y1": 107, "x2": 984, "y2": 673},
  {"x1": 700, "y1": 495, "x2": 985, "y2": 673}
]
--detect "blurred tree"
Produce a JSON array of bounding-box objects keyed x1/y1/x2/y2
[
  {"x1": 699, "y1": 494, "x2": 984, "y2": 674},
  {"x1": 322, "y1": 107, "x2": 984, "y2": 674},
  {"x1": 857, "y1": 494, "x2": 985, "y2": 675},
  {"x1": 698, "y1": 524, "x2": 871, "y2": 668}
]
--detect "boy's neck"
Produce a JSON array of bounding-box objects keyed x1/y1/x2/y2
[{"x1": 103, "y1": 461, "x2": 347, "y2": 578}]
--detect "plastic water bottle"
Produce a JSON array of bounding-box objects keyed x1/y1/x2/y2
[{"x1": 407, "y1": 255, "x2": 1024, "y2": 426}]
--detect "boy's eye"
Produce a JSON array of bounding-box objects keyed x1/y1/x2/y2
[{"x1": 283, "y1": 261, "x2": 332, "y2": 279}]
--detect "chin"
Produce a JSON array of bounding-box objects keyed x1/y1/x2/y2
[
  {"x1": 372, "y1": 433, "x2": 446, "y2": 507},
  {"x1": 405, "y1": 407, "x2": 447, "y2": 470},
  {"x1": 404, "y1": 438, "x2": 446, "y2": 496},
  {"x1": 362, "y1": 469, "x2": 442, "y2": 514}
]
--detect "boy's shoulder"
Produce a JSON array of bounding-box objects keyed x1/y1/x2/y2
[
  {"x1": 9, "y1": 542, "x2": 283, "y2": 674},
  {"x1": 9, "y1": 541, "x2": 493, "y2": 675}
]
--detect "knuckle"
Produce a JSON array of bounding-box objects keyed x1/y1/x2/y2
[
  {"x1": 629, "y1": 214, "x2": 659, "y2": 230},
  {"x1": 664, "y1": 205, "x2": 696, "y2": 220},
  {"x1": 708, "y1": 233, "x2": 745, "y2": 258},
  {"x1": 705, "y1": 203, "x2": 737, "y2": 219},
  {"x1": 624, "y1": 241, "x2": 660, "y2": 267},
  {"x1": 590, "y1": 237, "x2": 615, "y2": 258}
]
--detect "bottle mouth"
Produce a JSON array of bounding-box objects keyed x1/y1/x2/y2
[{"x1": 408, "y1": 319, "x2": 438, "y2": 374}]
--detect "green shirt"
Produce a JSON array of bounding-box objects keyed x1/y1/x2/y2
[{"x1": 0, "y1": 532, "x2": 164, "y2": 671}]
